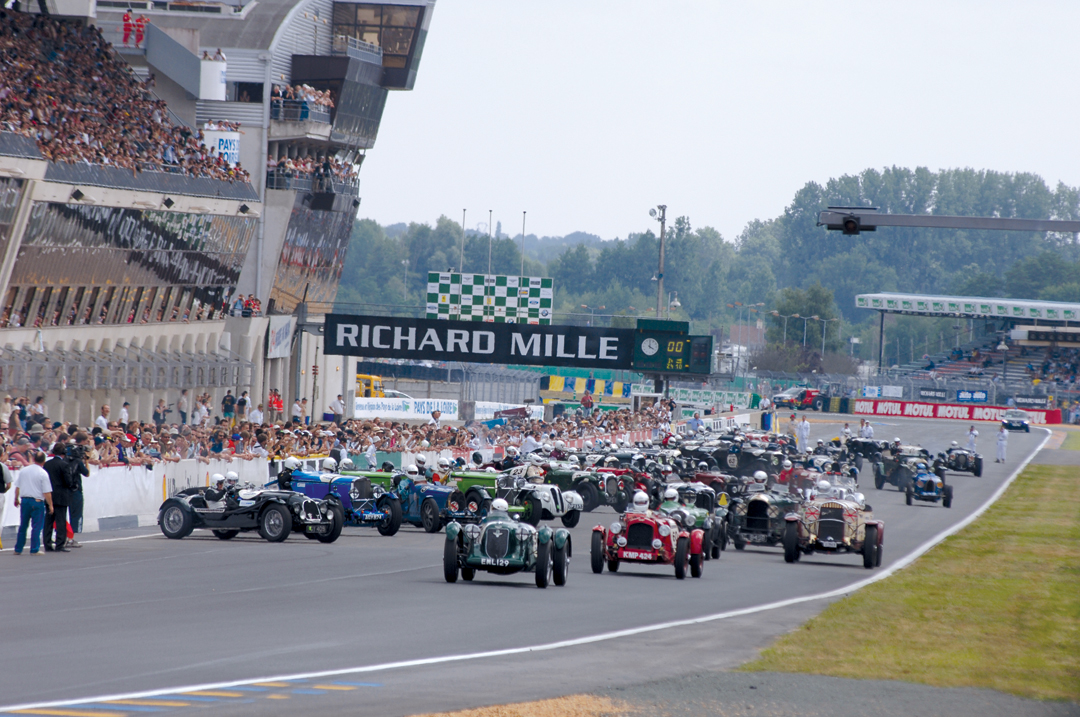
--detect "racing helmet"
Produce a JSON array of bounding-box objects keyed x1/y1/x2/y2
[
  {"x1": 282, "y1": 456, "x2": 301, "y2": 471},
  {"x1": 490, "y1": 498, "x2": 509, "y2": 512},
  {"x1": 471, "y1": 451, "x2": 484, "y2": 466},
  {"x1": 486, "y1": 466, "x2": 497, "y2": 473},
  {"x1": 663, "y1": 487, "x2": 679, "y2": 501},
  {"x1": 554, "y1": 440, "x2": 565, "y2": 451},
  {"x1": 817, "y1": 479, "x2": 831, "y2": 493},
  {"x1": 505, "y1": 446, "x2": 519, "y2": 457},
  {"x1": 415, "y1": 455, "x2": 427, "y2": 467},
  {"x1": 321, "y1": 457, "x2": 337, "y2": 472},
  {"x1": 530, "y1": 453, "x2": 546, "y2": 465},
  {"x1": 405, "y1": 464, "x2": 420, "y2": 477},
  {"x1": 438, "y1": 457, "x2": 451, "y2": 470},
  {"x1": 211, "y1": 473, "x2": 226, "y2": 486},
  {"x1": 951, "y1": 441, "x2": 958, "y2": 448},
  {"x1": 894, "y1": 437, "x2": 901, "y2": 444},
  {"x1": 783, "y1": 460, "x2": 793, "y2": 469},
  {"x1": 604, "y1": 456, "x2": 620, "y2": 467},
  {"x1": 697, "y1": 461, "x2": 709, "y2": 471},
  {"x1": 753, "y1": 470, "x2": 768, "y2": 484},
  {"x1": 381, "y1": 461, "x2": 396, "y2": 472},
  {"x1": 660, "y1": 463, "x2": 673, "y2": 475},
  {"x1": 339, "y1": 458, "x2": 354, "y2": 471},
  {"x1": 542, "y1": 443, "x2": 553, "y2": 454},
  {"x1": 632, "y1": 491, "x2": 650, "y2": 510},
  {"x1": 225, "y1": 471, "x2": 239, "y2": 486},
  {"x1": 817, "y1": 439, "x2": 824, "y2": 445},
  {"x1": 584, "y1": 440, "x2": 594, "y2": 450},
  {"x1": 645, "y1": 439, "x2": 653, "y2": 447}
]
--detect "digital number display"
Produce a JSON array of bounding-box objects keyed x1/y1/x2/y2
[{"x1": 633, "y1": 332, "x2": 712, "y2": 374}]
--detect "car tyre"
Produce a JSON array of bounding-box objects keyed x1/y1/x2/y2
[
  {"x1": 447, "y1": 490, "x2": 466, "y2": 514},
  {"x1": 611, "y1": 488, "x2": 630, "y2": 514},
  {"x1": 876, "y1": 541, "x2": 883, "y2": 567},
  {"x1": 461, "y1": 566, "x2": 475, "y2": 581},
  {"x1": 376, "y1": 497, "x2": 402, "y2": 536},
  {"x1": 535, "y1": 539, "x2": 551, "y2": 588},
  {"x1": 873, "y1": 464, "x2": 885, "y2": 490},
  {"x1": 591, "y1": 531, "x2": 605, "y2": 574},
  {"x1": 522, "y1": 494, "x2": 543, "y2": 527},
  {"x1": 905, "y1": 487, "x2": 913, "y2": 506},
  {"x1": 561, "y1": 509, "x2": 580, "y2": 528},
  {"x1": 863, "y1": 525, "x2": 878, "y2": 569},
  {"x1": 258, "y1": 504, "x2": 292, "y2": 543},
  {"x1": 675, "y1": 535, "x2": 689, "y2": 579},
  {"x1": 420, "y1": 497, "x2": 442, "y2": 533},
  {"x1": 160, "y1": 502, "x2": 194, "y2": 540},
  {"x1": 690, "y1": 550, "x2": 703, "y2": 578},
  {"x1": 317, "y1": 504, "x2": 344, "y2": 543},
  {"x1": 607, "y1": 558, "x2": 620, "y2": 572},
  {"x1": 576, "y1": 482, "x2": 600, "y2": 512},
  {"x1": 943, "y1": 484, "x2": 953, "y2": 509},
  {"x1": 553, "y1": 541, "x2": 569, "y2": 586},
  {"x1": 465, "y1": 490, "x2": 485, "y2": 516},
  {"x1": 973, "y1": 456, "x2": 983, "y2": 477},
  {"x1": 783, "y1": 521, "x2": 799, "y2": 564},
  {"x1": 212, "y1": 529, "x2": 239, "y2": 540},
  {"x1": 442, "y1": 537, "x2": 459, "y2": 583},
  {"x1": 733, "y1": 530, "x2": 746, "y2": 551}
]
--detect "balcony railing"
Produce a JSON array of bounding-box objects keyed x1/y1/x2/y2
[
  {"x1": 266, "y1": 171, "x2": 358, "y2": 196},
  {"x1": 270, "y1": 99, "x2": 331, "y2": 124},
  {"x1": 331, "y1": 34, "x2": 383, "y2": 61}
]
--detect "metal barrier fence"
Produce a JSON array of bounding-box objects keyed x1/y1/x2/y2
[
  {"x1": 270, "y1": 100, "x2": 331, "y2": 124},
  {"x1": 265, "y1": 171, "x2": 358, "y2": 196}
]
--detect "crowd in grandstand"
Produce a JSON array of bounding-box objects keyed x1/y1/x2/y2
[
  {"x1": 0, "y1": 12, "x2": 250, "y2": 183},
  {"x1": 271, "y1": 84, "x2": 335, "y2": 109},
  {"x1": 268, "y1": 153, "x2": 358, "y2": 187}
]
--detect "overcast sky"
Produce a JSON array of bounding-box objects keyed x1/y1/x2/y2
[{"x1": 359, "y1": 1, "x2": 1080, "y2": 244}]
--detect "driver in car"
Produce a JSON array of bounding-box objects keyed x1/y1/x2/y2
[{"x1": 205, "y1": 473, "x2": 228, "y2": 502}]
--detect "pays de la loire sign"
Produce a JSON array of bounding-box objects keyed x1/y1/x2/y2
[{"x1": 324, "y1": 314, "x2": 634, "y2": 370}]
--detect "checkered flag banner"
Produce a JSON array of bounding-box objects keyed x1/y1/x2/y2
[{"x1": 426, "y1": 273, "x2": 554, "y2": 324}]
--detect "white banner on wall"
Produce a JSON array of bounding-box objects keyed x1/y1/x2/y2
[
  {"x1": 353, "y1": 397, "x2": 460, "y2": 421},
  {"x1": 266, "y1": 316, "x2": 295, "y2": 359},
  {"x1": 474, "y1": 402, "x2": 544, "y2": 421},
  {"x1": 881, "y1": 385, "x2": 904, "y2": 398},
  {"x1": 201, "y1": 129, "x2": 239, "y2": 165}
]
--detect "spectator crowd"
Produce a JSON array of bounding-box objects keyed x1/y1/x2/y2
[{"x1": 0, "y1": 11, "x2": 250, "y2": 183}]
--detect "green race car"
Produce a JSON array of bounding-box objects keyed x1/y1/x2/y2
[{"x1": 657, "y1": 482, "x2": 728, "y2": 560}]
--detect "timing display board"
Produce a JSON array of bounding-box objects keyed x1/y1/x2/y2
[
  {"x1": 633, "y1": 331, "x2": 713, "y2": 374},
  {"x1": 426, "y1": 272, "x2": 554, "y2": 324}
]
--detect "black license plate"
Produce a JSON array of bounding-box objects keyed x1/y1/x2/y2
[{"x1": 306, "y1": 525, "x2": 328, "y2": 534}]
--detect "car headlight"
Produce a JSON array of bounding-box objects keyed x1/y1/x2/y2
[
  {"x1": 516, "y1": 525, "x2": 531, "y2": 540},
  {"x1": 616, "y1": 536, "x2": 627, "y2": 547},
  {"x1": 652, "y1": 538, "x2": 663, "y2": 549},
  {"x1": 465, "y1": 523, "x2": 481, "y2": 540},
  {"x1": 684, "y1": 513, "x2": 695, "y2": 527},
  {"x1": 658, "y1": 524, "x2": 670, "y2": 537},
  {"x1": 610, "y1": 522, "x2": 622, "y2": 534}
]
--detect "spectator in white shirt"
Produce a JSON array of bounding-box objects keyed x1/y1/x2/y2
[
  {"x1": 330, "y1": 395, "x2": 345, "y2": 424},
  {"x1": 292, "y1": 399, "x2": 303, "y2": 423},
  {"x1": 14, "y1": 451, "x2": 53, "y2": 555},
  {"x1": 249, "y1": 404, "x2": 265, "y2": 425},
  {"x1": 119, "y1": 402, "x2": 130, "y2": 426},
  {"x1": 95, "y1": 405, "x2": 111, "y2": 432}
]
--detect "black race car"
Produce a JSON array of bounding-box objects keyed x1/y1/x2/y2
[
  {"x1": 943, "y1": 447, "x2": 983, "y2": 477},
  {"x1": 158, "y1": 485, "x2": 343, "y2": 542},
  {"x1": 1001, "y1": 409, "x2": 1032, "y2": 433}
]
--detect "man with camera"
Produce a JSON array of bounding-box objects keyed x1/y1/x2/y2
[{"x1": 43, "y1": 438, "x2": 89, "y2": 553}]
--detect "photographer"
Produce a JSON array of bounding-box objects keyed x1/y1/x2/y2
[
  {"x1": 153, "y1": 399, "x2": 172, "y2": 428},
  {"x1": 67, "y1": 433, "x2": 91, "y2": 544},
  {"x1": 43, "y1": 439, "x2": 89, "y2": 551}
]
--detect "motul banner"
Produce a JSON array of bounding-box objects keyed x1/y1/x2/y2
[{"x1": 852, "y1": 399, "x2": 1060, "y2": 425}]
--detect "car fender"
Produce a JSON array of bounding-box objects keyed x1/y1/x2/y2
[
  {"x1": 784, "y1": 512, "x2": 800, "y2": 522},
  {"x1": 865, "y1": 519, "x2": 884, "y2": 544},
  {"x1": 592, "y1": 524, "x2": 607, "y2": 538},
  {"x1": 445, "y1": 521, "x2": 462, "y2": 542},
  {"x1": 552, "y1": 528, "x2": 572, "y2": 556},
  {"x1": 689, "y1": 528, "x2": 705, "y2": 554},
  {"x1": 537, "y1": 525, "x2": 553, "y2": 545},
  {"x1": 562, "y1": 490, "x2": 584, "y2": 511},
  {"x1": 157, "y1": 497, "x2": 191, "y2": 523}
]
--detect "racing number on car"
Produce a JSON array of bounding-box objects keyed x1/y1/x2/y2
[{"x1": 727, "y1": 455, "x2": 739, "y2": 468}]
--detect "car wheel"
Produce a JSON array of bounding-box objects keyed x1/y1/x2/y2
[
  {"x1": 591, "y1": 531, "x2": 605, "y2": 574},
  {"x1": 783, "y1": 521, "x2": 799, "y2": 564},
  {"x1": 461, "y1": 566, "x2": 475, "y2": 581},
  {"x1": 690, "y1": 550, "x2": 703, "y2": 578},
  {"x1": 576, "y1": 482, "x2": 600, "y2": 512},
  {"x1": 304, "y1": 532, "x2": 319, "y2": 540},
  {"x1": 561, "y1": 509, "x2": 580, "y2": 528},
  {"x1": 943, "y1": 484, "x2": 953, "y2": 509},
  {"x1": 873, "y1": 464, "x2": 885, "y2": 490},
  {"x1": 703, "y1": 525, "x2": 713, "y2": 561},
  {"x1": 718, "y1": 518, "x2": 729, "y2": 552},
  {"x1": 317, "y1": 504, "x2": 344, "y2": 543},
  {"x1": 973, "y1": 456, "x2": 983, "y2": 477},
  {"x1": 442, "y1": 536, "x2": 459, "y2": 583},
  {"x1": 521, "y1": 494, "x2": 542, "y2": 527},
  {"x1": 376, "y1": 497, "x2": 402, "y2": 536},
  {"x1": 535, "y1": 539, "x2": 551, "y2": 588},
  {"x1": 447, "y1": 490, "x2": 466, "y2": 514},
  {"x1": 258, "y1": 504, "x2": 292, "y2": 543},
  {"x1": 213, "y1": 529, "x2": 240, "y2": 540},
  {"x1": 607, "y1": 558, "x2": 620, "y2": 572},
  {"x1": 611, "y1": 488, "x2": 630, "y2": 514},
  {"x1": 863, "y1": 525, "x2": 878, "y2": 569},
  {"x1": 420, "y1": 497, "x2": 441, "y2": 533},
  {"x1": 159, "y1": 502, "x2": 193, "y2": 539},
  {"x1": 675, "y1": 535, "x2": 689, "y2": 579},
  {"x1": 876, "y1": 542, "x2": 883, "y2": 567},
  {"x1": 905, "y1": 487, "x2": 913, "y2": 506},
  {"x1": 553, "y1": 541, "x2": 569, "y2": 586},
  {"x1": 854, "y1": 454, "x2": 864, "y2": 472},
  {"x1": 733, "y1": 531, "x2": 746, "y2": 551}
]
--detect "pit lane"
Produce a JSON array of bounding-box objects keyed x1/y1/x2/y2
[{"x1": 0, "y1": 417, "x2": 1048, "y2": 717}]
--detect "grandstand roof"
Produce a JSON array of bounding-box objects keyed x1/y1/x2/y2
[{"x1": 856, "y1": 292, "x2": 1080, "y2": 322}]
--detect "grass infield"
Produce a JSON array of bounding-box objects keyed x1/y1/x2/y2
[
  {"x1": 1060, "y1": 431, "x2": 1080, "y2": 451},
  {"x1": 741, "y1": 464, "x2": 1080, "y2": 701}
]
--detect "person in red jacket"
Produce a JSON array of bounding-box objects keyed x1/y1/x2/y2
[
  {"x1": 134, "y1": 15, "x2": 148, "y2": 48},
  {"x1": 122, "y1": 10, "x2": 134, "y2": 46}
]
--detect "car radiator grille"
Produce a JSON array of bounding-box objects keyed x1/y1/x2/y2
[
  {"x1": 745, "y1": 500, "x2": 770, "y2": 533},
  {"x1": 482, "y1": 528, "x2": 511, "y2": 559},
  {"x1": 301, "y1": 500, "x2": 321, "y2": 521},
  {"x1": 626, "y1": 522, "x2": 655, "y2": 549},
  {"x1": 818, "y1": 505, "x2": 845, "y2": 543}
]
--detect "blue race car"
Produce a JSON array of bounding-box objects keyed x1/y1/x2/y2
[
  {"x1": 905, "y1": 462, "x2": 953, "y2": 508},
  {"x1": 347, "y1": 468, "x2": 480, "y2": 533},
  {"x1": 284, "y1": 470, "x2": 404, "y2": 535}
]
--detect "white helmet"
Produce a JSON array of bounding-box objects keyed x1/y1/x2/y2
[
  {"x1": 894, "y1": 437, "x2": 901, "y2": 443},
  {"x1": 817, "y1": 439, "x2": 824, "y2": 445},
  {"x1": 645, "y1": 439, "x2": 653, "y2": 447},
  {"x1": 697, "y1": 461, "x2": 709, "y2": 471},
  {"x1": 663, "y1": 487, "x2": 679, "y2": 501},
  {"x1": 817, "y1": 479, "x2": 832, "y2": 493},
  {"x1": 437, "y1": 457, "x2": 451, "y2": 469},
  {"x1": 283, "y1": 456, "x2": 301, "y2": 470},
  {"x1": 584, "y1": 440, "x2": 594, "y2": 450},
  {"x1": 321, "y1": 457, "x2": 337, "y2": 472},
  {"x1": 753, "y1": 470, "x2": 768, "y2": 483},
  {"x1": 405, "y1": 464, "x2": 419, "y2": 476},
  {"x1": 542, "y1": 443, "x2": 553, "y2": 454},
  {"x1": 339, "y1": 458, "x2": 355, "y2": 471},
  {"x1": 554, "y1": 440, "x2": 565, "y2": 451},
  {"x1": 506, "y1": 446, "x2": 519, "y2": 457},
  {"x1": 950, "y1": 441, "x2": 958, "y2": 447},
  {"x1": 225, "y1": 471, "x2": 239, "y2": 486},
  {"x1": 485, "y1": 466, "x2": 496, "y2": 473},
  {"x1": 490, "y1": 498, "x2": 509, "y2": 512},
  {"x1": 530, "y1": 453, "x2": 546, "y2": 465},
  {"x1": 660, "y1": 463, "x2": 673, "y2": 474},
  {"x1": 211, "y1": 473, "x2": 226, "y2": 485},
  {"x1": 415, "y1": 455, "x2": 427, "y2": 467},
  {"x1": 783, "y1": 460, "x2": 793, "y2": 469},
  {"x1": 632, "y1": 491, "x2": 650, "y2": 510}
]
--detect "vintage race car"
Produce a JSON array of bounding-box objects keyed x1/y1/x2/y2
[
  {"x1": 906, "y1": 465, "x2": 953, "y2": 508},
  {"x1": 727, "y1": 478, "x2": 803, "y2": 550},
  {"x1": 783, "y1": 483, "x2": 882, "y2": 569},
  {"x1": 443, "y1": 508, "x2": 571, "y2": 588},
  {"x1": 1001, "y1": 409, "x2": 1032, "y2": 432},
  {"x1": 288, "y1": 470, "x2": 403, "y2": 535},
  {"x1": 344, "y1": 470, "x2": 475, "y2": 532},
  {"x1": 591, "y1": 509, "x2": 705, "y2": 579},
  {"x1": 657, "y1": 482, "x2": 729, "y2": 559},
  {"x1": 542, "y1": 465, "x2": 629, "y2": 513},
  {"x1": 873, "y1": 445, "x2": 933, "y2": 491},
  {"x1": 942, "y1": 448, "x2": 983, "y2": 477},
  {"x1": 158, "y1": 485, "x2": 341, "y2": 542},
  {"x1": 449, "y1": 467, "x2": 584, "y2": 527}
]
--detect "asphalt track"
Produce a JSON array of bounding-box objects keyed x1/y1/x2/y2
[{"x1": 0, "y1": 417, "x2": 1048, "y2": 716}]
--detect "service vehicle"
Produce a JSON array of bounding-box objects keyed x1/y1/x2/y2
[
  {"x1": 771, "y1": 386, "x2": 830, "y2": 411},
  {"x1": 590, "y1": 502, "x2": 706, "y2": 579},
  {"x1": 442, "y1": 501, "x2": 571, "y2": 588},
  {"x1": 783, "y1": 478, "x2": 883, "y2": 569},
  {"x1": 158, "y1": 484, "x2": 341, "y2": 543},
  {"x1": 355, "y1": 373, "x2": 386, "y2": 398},
  {"x1": 1001, "y1": 409, "x2": 1032, "y2": 432}
]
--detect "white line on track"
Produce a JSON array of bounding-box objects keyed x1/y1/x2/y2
[
  {"x1": 0, "y1": 429, "x2": 1051, "y2": 714},
  {"x1": 0, "y1": 531, "x2": 158, "y2": 551}
]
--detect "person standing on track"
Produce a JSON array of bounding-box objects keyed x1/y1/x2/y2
[
  {"x1": 967, "y1": 425, "x2": 979, "y2": 452},
  {"x1": 796, "y1": 416, "x2": 811, "y2": 454},
  {"x1": 996, "y1": 425, "x2": 1008, "y2": 463},
  {"x1": 13, "y1": 451, "x2": 52, "y2": 555}
]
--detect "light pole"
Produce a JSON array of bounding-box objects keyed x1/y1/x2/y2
[
  {"x1": 582, "y1": 304, "x2": 605, "y2": 326},
  {"x1": 816, "y1": 316, "x2": 838, "y2": 355},
  {"x1": 997, "y1": 337, "x2": 1009, "y2": 383},
  {"x1": 771, "y1": 311, "x2": 794, "y2": 344},
  {"x1": 401, "y1": 258, "x2": 408, "y2": 301},
  {"x1": 488, "y1": 209, "x2": 493, "y2": 274},
  {"x1": 798, "y1": 314, "x2": 813, "y2": 347},
  {"x1": 727, "y1": 302, "x2": 745, "y2": 376},
  {"x1": 520, "y1": 211, "x2": 526, "y2": 276},
  {"x1": 459, "y1": 208, "x2": 466, "y2": 272},
  {"x1": 668, "y1": 291, "x2": 680, "y2": 319},
  {"x1": 650, "y1": 205, "x2": 667, "y2": 318}
]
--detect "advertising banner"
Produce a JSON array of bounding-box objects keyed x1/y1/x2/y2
[
  {"x1": 474, "y1": 402, "x2": 544, "y2": 421},
  {"x1": 881, "y1": 385, "x2": 904, "y2": 398},
  {"x1": 956, "y1": 389, "x2": 989, "y2": 403},
  {"x1": 918, "y1": 387, "x2": 949, "y2": 400},
  {"x1": 862, "y1": 386, "x2": 881, "y2": 398},
  {"x1": 201, "y1": 129, "x2": 239, "y2": 165},
  {"x1": 326, "y1": 314, "x2": 635, "y2": 370},
  {"x1": 353, "y1": 397, "x2": 460, "y2": 421},
  {"x1": 265, "y1": 315, "x2": 295, "y2": 359},
  {"x1": 852, "y1": 399, "x2": 1060, "y2": 425},
  {"x1": 1013, "y1": 395, "x2": 1050, "y2": 409}
]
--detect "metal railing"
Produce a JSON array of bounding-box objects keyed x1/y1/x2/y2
[
  {"x1": 270, "y1": 99, "x2": 331, "y2": 124},
  {"x1": 331, "y1": 34, "x2": 383, "y2": 61},
  {"x1": 265, "y1": 171, "x2": 358, "y2": 195}
]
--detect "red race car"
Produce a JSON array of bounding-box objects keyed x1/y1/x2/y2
[{"x1": 590, "y1": 494, "x2": 706, "y2": 579}]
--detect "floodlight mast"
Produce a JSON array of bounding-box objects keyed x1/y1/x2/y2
[{"x1": 818, "y1": 207, "x2": 1080, "y2": 235}]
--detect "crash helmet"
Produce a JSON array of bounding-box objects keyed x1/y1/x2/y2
[
  {"x1": 584, "y1": 440, "x2": 594, "y2": 450},
  {"x1": 542, "y1": 443, "x2": 553, "y2": 454},
  {"x1": 604, "y1": 456, "x2": 620, "y2": 467},
  {"x1": 415, "y1": 455, "x2": 427, "y2": 467},
  {"x1": 505, "y1": 446, "x2": 519, "y2": 457},
  {"x1": 381, "y1": 461, "x2": 396, "y2": 472},
  {"x1": 211, "y1": 473, "x2": 226, "y2": 486},
  {"x1": 632, "y1": 491, "x2": 650, "y2": 511},
  {"x1": 321, "y1": 457, "x2": 337, "y2": 472},
  {"x1": 660, "y1": 463, "x2": 673, "y2": 475},
  {"x1": 225, "y1": 471, "x2": 239, "y2": 486},
  {"x1": 783, "y1": 460, "x2": 793, "y2": 470},
  {"x1": 490, "y1": 498, "x2": 509, "y2": 512},
  {"x1": 339, "y1": 458, "x2": 355, "y2": 471},
  {"x1": 753, "y1": 470, "x2": 768, "y2": 484},
  {"x1": 282, "y1": 456, "x2": 301, "y2": 471},
  {"x1": 486, "y1": 466, "x2": 497, "y2": 473},
  {"x1": 697, "y1": 461, "x2": 709, "y2": 472},
  {"x1": 645, "y1": 439, "x2": 653, "y2": 447},
  {"x1": 894, "y1": 437, "x2": 901, "y2": 444},
  {"x1": 530, "y1": 453, "x2": 547, "y2": 465},
  {"x1": 631, "y1": 453, "x2": 646, "y2": 469},
  {"x1": 663, "y1": 487, "x2": 679, "y2": 501},
  {"x1": 816, "y1": 479, "x2": 832, "y2": 493},
  {"x1": 405, "y1": 464, "x2": 420, "y2": 477},
  {"x1": 554, "y1": 440, "x2": 565, "y2": 451},
  {"x1": 817, "y1": 439, "x2": 824, "y2": 445},
  {"x1": 471, "y1": 451, "x2": 484, "y2": 466},
  {"x1": 950, "y1": 441, "x2": 958, "y2": 448},
  {"x1": 438, "y1": 457, "x2": 452, "y2": 470}
]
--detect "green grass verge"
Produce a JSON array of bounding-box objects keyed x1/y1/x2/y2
[
  {"x1": 741, "y1": 464, "x2": 1080, "y2": 701},
  {"x1": 1060, "y1": 432, "x2": 1080, "y2": 451}
]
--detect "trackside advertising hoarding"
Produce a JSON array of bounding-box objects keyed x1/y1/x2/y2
[
  {"x1": 324, "y1": 314, "x2": 634, "y2": 370},
  {"x1": 853, "y1": 399, "x2": 1060, "y2": 425}
]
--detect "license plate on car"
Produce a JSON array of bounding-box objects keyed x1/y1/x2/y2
[
  {"x1": 821, "y1": 539, "x2": 836, "y2": 548},
  {"x1": 306, "y1": 525, "x2": 328, "y2": 534},
  {"x1": 619, "y1": 549, "x2": 654, "y2": 560}
]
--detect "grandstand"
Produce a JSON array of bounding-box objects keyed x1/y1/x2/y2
[{"x1": 0, "y1": 0, "x2": 436, "y2": 425}]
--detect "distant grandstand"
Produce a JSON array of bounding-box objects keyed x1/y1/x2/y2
[{"x1": 0, "y1": 0, "x2": 436, "y2": 425}]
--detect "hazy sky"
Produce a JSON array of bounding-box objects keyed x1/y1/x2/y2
[{"x1": 359, "y1": 1, "x2": 1080, "y2": 244}]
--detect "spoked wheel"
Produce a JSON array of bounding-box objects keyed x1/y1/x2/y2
[
  {"x1": 160, "y1": 503, "x2": 193, "y2": 539},
  {"x1": 258, "y1": 504, "x2": 292, "y2": 543},
  {"x1": 420, "y1": 497, "x2": 442, "y2": 533},
  {"x1": 521, "y1": 495, "x2": 543, "y2": 527},
  {"x1": 376, "y1": 498, "x2": 402, "y2": 536},
  {"x1": 576, "y1": 482, "x2": 600, "y2": 512}
]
